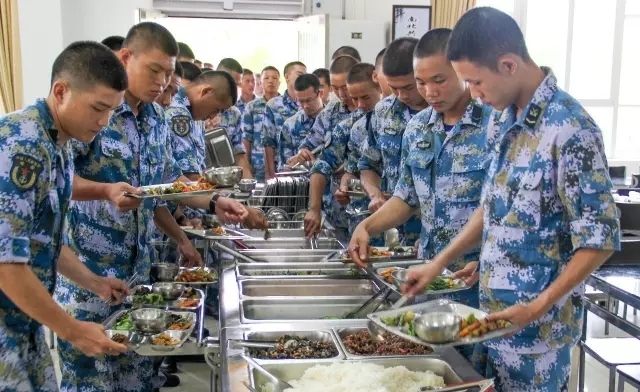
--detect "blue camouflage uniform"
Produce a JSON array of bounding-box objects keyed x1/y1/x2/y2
[
  {"x1": 0, "y1": 100, "x2": 72, "y2": 392},
  {"x1": 473, "y1": 69, "x2": 620, "y2": 391},
  {"x1": 262, "y1": 91, "x2": 299, "y2": 169},
  {"x1": 344, "y1": 112, "x2": 384, "y2": 245},
  {"x1": 358, "y1": 96, "x2": 422, "y2": 245},
  {"x1": 166, "y1": 87, "x2": 205, "y2": 174},
  {"x1": 55, "y1": 100, "x2": 183, "y2": 392},
  {"x1": 241, "y1": 97, "x2": 270, "y2": 181},
  {"x1": 235, "y1": 95, "x2": 254, "y2": 115},
  {"x1": 278, "y1": 108, "x2": 316, "y2": 171},
  {"x1": 219, "y1": 106, "x2": 247, "y2": 158},
  {"x1": 394, "y1": 100, "x2": 493, "y2": 308},
  {"x1": 301, "y1": 100, "x2": 352, "y2": 239}
]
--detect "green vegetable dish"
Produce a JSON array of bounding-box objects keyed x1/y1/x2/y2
[
  {"x1": 381, "y1": 311, "x2": 417, "y2": 336},
  {"x1": 113, "y1": 313, "x2": 133, "y2": 331},
  {"x1": 132, "y1": 293, "x2": 164, "y2": 305},
  {"x1": 425, "y1": 276, "x2": 458, "y2": 291}
]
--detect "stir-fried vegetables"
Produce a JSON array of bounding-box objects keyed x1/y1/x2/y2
[{"x1": 147, "y1": 179, "x2": 214, "y2": 195}]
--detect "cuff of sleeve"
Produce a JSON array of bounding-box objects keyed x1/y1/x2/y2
[
  {"x1": 233, "y1": 145, "x2": 247, "y2": 155},
  {"x1": 155, "y1": 199, "x2": 168, "y2": 208},
  {"x1": 243, "y1": 134, "x2": 254, "y2": 143},
  {"x1": 310, "y1": 160, "x2": 332, "y2": 182},
  {"x1": 393, "y1": 189, "x2": 419, "y2": 209},
  {"x1": 263, "y1": 137, "x2": 277, "y2": 148},
  {"x1": 570, "y1": 220, "x2": 621, "y2": 252},
  {"x1": 0, "y1": 238, "x2": 31, "y2": 263}
]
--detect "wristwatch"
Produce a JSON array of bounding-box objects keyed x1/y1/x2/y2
[{"x1": 208, "y1": 194, "x2": 221, "y2": 215}]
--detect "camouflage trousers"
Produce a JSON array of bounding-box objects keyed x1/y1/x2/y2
[
  {"x1": 469, "y1": 344, "x2": 571, "y2": 392},
  {"x1": 0, "y1": 309, "x2": 58, "y2": 392},
  {"x1": 57, "y1": 307, "x2": 153, "y2": 392}
]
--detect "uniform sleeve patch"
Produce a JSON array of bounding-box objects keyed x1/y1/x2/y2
[
  {"x1": 10, "y1": 153, "x2": 43, "y2": 191},
  {"x1": 171, "y1": 115, "x2": 192, "y2": 137}
]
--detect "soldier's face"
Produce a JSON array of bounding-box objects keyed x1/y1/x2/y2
[
  {"x1": 347, "y1": 81, "x2": 381, "y2": 113},
  {"x1": 414, "y1": 54, "x2": 467, "y2": 114},
  {"x1": 53, "y1": 81, "x2": 124, "y2": 143},
  {"x1": 191, "y1": 86, "x2": 232, "y2": 121},
  {"x1": 241, "y1": 74, "x2": 255, "y2": 96},
  {"x1": 451, "y1": 59, "x2": 517, "y2": 111},
  {"x1": 317, "y1": 76, "x2": 331, "y2": 104},
  {"x1": 261, "y1": 70, "x2": 280, "y2": 94},
  {"x1": 296, "y1": 87, "x2": 323, "y2": 117},
  {"x1": 386, "y1": 73, "x2": 426, "y2": 110},
  {"x1": 119, "y1": 47, "x2": 176, "y2": 103},
  {"x1": 330, "y1": 73, "x2": 351, "y2": 106},
  {"x1": 285, "y1": 65, "x2": 306, "y2": 87},
  {"x1": 156, "y1": 75, "x2": 181, "y2": 109}
]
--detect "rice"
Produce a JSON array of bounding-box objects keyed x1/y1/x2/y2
[{"x1": 261, "y1": 362, "x2": 445, "y2": 392}]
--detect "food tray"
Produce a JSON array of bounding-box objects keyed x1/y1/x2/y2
[
  {"x1": 182, "y1": 227, "x2": 248, "y2": 240},
  {"x1": 103, "y1": 309, "x2": 197, "y2": 356},
  {"x1": 335, "y1": 247, "x2": 417, "y2": 263},
  {"x1": 125, "y1": 182, "x2": 231, "y2": 201},
  {"x1": 173, "y1": 267, "x2": 218, "y2": 286},
  {"x1": 240, "y1": 330, "x2": 345, "y2": 362},
  {"x1": 235, "y1": 262, "x2": 364, "y2": 280},
  {"x1": 373, "y1": 266, "x2": 469, "y2": 296},
  {"x1": 333, "y1": 327, "x2": 438, "y2": 359},
  {"x1": 124, "y1": 285, "x2": 204, "y2": 311},
  {"x1": 367, "y1": 299, "x2": 519, "y2": 349}
]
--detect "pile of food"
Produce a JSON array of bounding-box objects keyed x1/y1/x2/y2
[
  {"x1": 343, "y1": 247, "x2": 392, "y2": 261},
  {"x1": 130, "y1": 286, "x2": 199, "y2": 309},
  {"x1": 341, "y1": 330, "x2": 433, "y2": 356},
  {"x1": 168, "y1": 314, "x2": 193, "y2": 330},
  {"x1": 175, "y1": 268, "x2": 217, "y2": 283},
  {"x1": 113, "y1": 313, "x2": 133, "y2": 331},
  {"x1": 457, "y1": 314, "x2": 511, "y2": 339},
  {"x1": 147, "y1": 179, "x2": 214, "y2": 195},
  {"x1": 251, "y1": 268, "x2": 362, "y2": 277},
  {"x1": 381, "y1": 311, "x2": 417, "y2": 336},
  {"x1": 249, "y1": 335, "x2": 337, "y2": 360},
  {"x1": 152, "y1": 333, "x2": 180, "y2": 346},
  {"x1": 425, "y1": 276, "x2": 458, "y2": 291},
  {"x1": 379, "y1": 267, "x2": 400, "y2": 284},
  {"x1": 111, "y1": 334, "x2": 129, "y2": 344},
  {"x1": 261, "y1": 362, "x2": 445, "y2": 392},
  {"x1": 211, "y1": 226, "x2": 226, "y2": 235}
]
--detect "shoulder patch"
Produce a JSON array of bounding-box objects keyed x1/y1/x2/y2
[
  {"x1": 10, "y1": 153, "x2": 43, "y2": 191},
  {"x1": 171, "y1": 115, "x2": 192, "y2": 137}
]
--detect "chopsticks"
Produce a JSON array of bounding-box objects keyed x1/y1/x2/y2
[{"x1": 101, "y1": 272, "x2": 139, "y2": 311}]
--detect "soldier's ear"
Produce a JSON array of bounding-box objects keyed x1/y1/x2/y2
[
  {"x1": 200, "y1": 85, "x2": 214, "y2": 98},
  {"x1": 51, "y1": 80, "x2": 70, "y2": 104}
]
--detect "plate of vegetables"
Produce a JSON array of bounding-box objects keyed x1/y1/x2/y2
[
  {"x1": 124, "y1": 285, "x2": 203, "y2": 310},
  {"x1": 126, "y1": 179, "x2": 221, "y2": 201},
  {"x1": 338, "y1": 246, "x2": 416, "y2": 263}
]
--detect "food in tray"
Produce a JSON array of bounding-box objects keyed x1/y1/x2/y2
[
  {"x1": 457, "y1": 314, "x2": 511, "y2": 339},
  {"x1": 151, "y1": 333, "x2": 180, "y2": 346},
  {"x1": 175, "y1": 268, "x2": 217, "y2": 283},
  {"x1": 342, "y1": 247, "x2": 393, "y2": 261},
  {"x1": 341, "y1": 330, "x2": 433, "y2": 356},
  {"x1": 249, "y1": 335, "x2": 337, "y2": 360},
  {"x1": 260, "y1": 362, "x2": 445, "y2": 392},
  {"x1": 425, "y1": 276, "x2": 458, "y2": 291},
  {"x1": 113, "y1": 313, "x2": 134, "y2": 331},
  {"x1": 381, "y1": 311, "x2": 417, "y2": 336},
  {"x1": 167, "y1": 315, "x2": 193, "y2": 330},
  {"x1": 178, "y1": 298, "x2": 199, "y2": 308},
  {"x1": 132, "y1": 292, "x2": 164, "y2": 305},
  {"x1": 147, "y1": 179, "x2": 214, "y2": 196},
  {"x1": 379, "y1": 267, "x2": 401, "y2": 284},
  {"x1": 387, "y1": 245, "x2": 413, "y2": 253},
  {"x1": 111, "y1": 333, "x2": 129, "y2": 344},
  {"x1": 211, "y1": 226, "x2": 226, "y2": 235},
  {"x1": 131, "y1": 286, "x2": 199, "y2": 308},
  {"x1": 250, "y1": 268, "x2": 363, "y2": 277}
]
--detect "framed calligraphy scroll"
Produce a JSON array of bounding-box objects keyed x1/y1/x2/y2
[{"x1": 392, "y1": 5, "x2": 432, "y2": 40}]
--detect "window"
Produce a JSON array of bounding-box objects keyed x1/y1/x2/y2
[
  {"x1": 615, "y1": 107, "x2": 640, "y2": 158},
  {"x1": 618, "y1": 18, "x2": 640, "y2": 105}
]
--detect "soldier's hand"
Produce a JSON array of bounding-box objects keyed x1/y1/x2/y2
[
  {"x1": 67, "y1": 321, "x2": 128, "y2": 357},
  {"x1": 244, "y1": 208, "x2": 268, "y2": 230},
  {"x1": 107, "y1": 182, "x2": 142, "y2": 211}
]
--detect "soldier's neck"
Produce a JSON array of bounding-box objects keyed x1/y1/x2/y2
[
  {"x1": 124, "y1": 90, "x2": 142, "y2": 116},
  {"x1": 515, "y1": 63, "x2": 546, "y2": 118}
]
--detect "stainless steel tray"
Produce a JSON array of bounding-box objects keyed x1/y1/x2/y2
[
  {"x1": 123, "y1": 285, "x2": 204, "y2": 311},
  {"x1": 333, "y1": 327, "x2": 438, "y2": 359},
  {"x1": 125, "y1": 182, "x2": 228, "y2": 201},
  {"x1": 239, "y1": 330, "x2": 345, "y2": 362},
  {"x1": 236, "y1": 249, "x2": 340, "y2": 263},
  {"x1": 235, "y1": 262, "x2": 364, "y2": 279},
  {"x1": 182, "y1": 228, "x2": 248, "y2": 241},
  {"x1": 103, "y1": 309, "x2": 197, "y2": 356},
  {"x1": 334, "y1": 246, "x2": 417, "y2": 263},
  {"x1": 367, "y1": 299, "x2": 519, "y2": 349},
  {"x1": 235, "y1": 228, "x2": 334, "y2": 239},
  {"x1": 373, "y1": 266, "x2": 469, "y2": 296},
  {"x1": 249, "y1": 356, "x2": 464, "y2": 390},
  {"x1": 240, "y1": 297, "x2": 376, "y2": 324},
  {"x1": 173, "y1": 267, "x2": 219, "y2": 286},
  {"x1": 239, "y1": 278, "x2": 377, "y2": 298},
  {"x1": 238, "y1": 238, "x2": 344, "y2": 250}
]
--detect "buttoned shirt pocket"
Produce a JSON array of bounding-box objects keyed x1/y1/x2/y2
[
  {"x1": 405, "y1": 150, "x2": 434, "y2": 203},
  {"x1": 451, "y1": 150, "x2": 486, "y2": 203},
  {"x1": 100, "y1": 139, "x2": 133, "y2": 160},
  {"x1": 502, "y1": 167, "x2": 543, "y2": 230}
]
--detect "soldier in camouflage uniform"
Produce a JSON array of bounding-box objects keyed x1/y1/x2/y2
[
  {"x1": 0, "y1": 42, "x2": 131, "y2": 392},
  {"x1": 405, "y1": 8, "x2": 621, "y2": 391},
  {"x1": 262, "y1": 61, "x2": 306, "y2": 178},
  {"x1": 236, "y1": 68, "x2": 256, "y2": 114},
  {"x1": 241, "y1": 66, "x2": 282, "y2": 181},
  {"x1": 278, "y1": 73, "x2": 325, "y2": 170}
]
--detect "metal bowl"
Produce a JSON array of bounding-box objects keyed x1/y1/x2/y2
[
  {"x1": 204, "y1": 166, "x2": 243, "y2": 187},
  {"x1": 414, "y1": 311, "x2": 462, "y2": 343},
  {"x1": 348, "y1": 178, "x2": 363, "y2": 191},
  {"x1": 150, "y1": 263, "x2": 180, "y2": 282},
  {"x1": 130, "y1": 308, "x2": 169, "y2": 334},
  {"x1": 237, "y1": 179, "x2": 257, "y2": 192},
  {"x1": 151, "y1": 282, "x2": 186, "y2": 300}
]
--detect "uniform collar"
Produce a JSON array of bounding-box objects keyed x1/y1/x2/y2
[
  {"x1": 34, "y1": 99, "x2": 59, "y2": 144},
  {"x1": 173, "y1": 87, "x2": 191, "y2": 109},
  {"x1": 113, "y1": 98, "x2": 160, "y2": 133},
  {"x1": 282, "y1": 90, "x2": 298, "y2": 110},
  {"x1": 499, "y1": 66, "x2": 557, "y2": 133}
]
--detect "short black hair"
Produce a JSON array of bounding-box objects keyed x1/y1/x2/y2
[
  {"x1": 293, "y1": 73, "x2": 321, "y2": 93},
  {"x1": 174, "y1": 61, "x2": 184, "y2": 78},
  {"x1": 312, "y1": 68, "x2": 330, "y2": 84},
  {"x1": 122, "y1": 22, "x2": 179, "y2": 57},
  {"x1": 332, "y1": 46, "x2": 362, "y2": 62},
  {"x1": 375, "y1": 48, "x2": 386, "y2": 69},
  {"x1": 101, "y1": 36, "x2": 124, "y2": 51},
  {"x1": 194, "y1": 70, "x2": 237, "y2": 104},
  {"x1": 180, "y1": 61, "x2": 202, "y2": 82},
  {"x1": 261, "y1": 66, "x2": 280, "y2": 76},
  {"x1": 382, "y1": 37, "x2": 419, "y2": 77},
  {"x1": 51, "y1": 41, "x2": 128, "y2": 92},
  {"x1": 346, "y1": 63, "x2": 376, "y2": 85},
  {"x1": 329, "y1": 55, "x2": 359, "y2": 75},
  {"x1": 177, "y1": 42, "x2": 195, "y2": 60},
  {"x1": 242, "y1": 68, "x2": 253, "y2": 76},
  {"x1": 415, "y1": 28, "x2": 452, "y2": 59},
  {"x1": 446, "y1": 7, "x2": 530, "y2": 70},
  {"x1": 217, "y1": 58, "x2": 243, "y2": 74},
  {"x1": 284, "y1": 61, "x2": 306, "y2": 75}
]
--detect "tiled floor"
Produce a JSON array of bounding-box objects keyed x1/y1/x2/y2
[{"x1": 46, "y1": 310, "x2": 640, "y2": 392}]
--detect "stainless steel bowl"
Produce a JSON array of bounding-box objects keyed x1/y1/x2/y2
[
  {"x1": 414, "y1": 312, "x2": 461, "y2": 343},
  {"x1": 130, "y1": 308, "x2": 169, "y2": 334},
  {"x1": 150, "y1": 263, "x2": 180, "y2": 282},
  {"x1": 205, "y1": 166, "x2": 243, "y2": 187},
  {"x1": 238, "y1": 179, "x2": 257, "y2": 192},
  {"x1": 348, "y1": 178, "x2": 363, "y2": 191},
  {"x1": 151, "y1": 282, "x2": 186, "y2": 300}
]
